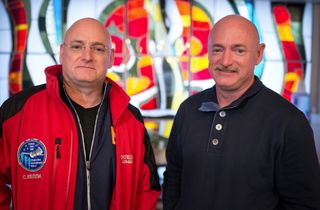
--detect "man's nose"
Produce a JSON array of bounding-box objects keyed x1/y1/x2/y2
[
  {"x1": 220, "y1": 49, "x2": 233, "y2": 66},
  {"x1": 81, "y1": 46, "x2": 93, "y2": 61}
]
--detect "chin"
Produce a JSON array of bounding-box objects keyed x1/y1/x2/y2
[
  {"x1": 75, "y1": 76, "x2": 96, "y2": 83},
  {"x1": 215, "y1": 79, "x2": 239, "y2": 90},
  {"x1": 215, "y1": 77, "x2": 235, "y2": 86},
  {"x1": 217, "y1": 84, "x2": 234, "y2": 90}
]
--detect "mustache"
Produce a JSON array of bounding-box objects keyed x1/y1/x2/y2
[{"x1": 215, "y1": 64, "x2": 238, "y2": 73}]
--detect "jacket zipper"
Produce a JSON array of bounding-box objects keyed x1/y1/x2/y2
[
  {"x1": 85, "y1": 103, "x2": 102, "y2": 210},
  {"x1": 64, "y1": 84, "x2": 107, "y2": 210}
]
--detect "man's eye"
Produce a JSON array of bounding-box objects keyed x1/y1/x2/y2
[
  {"x1": 93, "y1": 46, "x2": 106, "y2": 53},
  {"x1": 70, "y1": 44, "x2": 83, "y2": 50},
  {"x1": 235, "y1": 48, "x2": 245, "y2": 55},
  {"x1": 211, "y1": 48, "x2": 222, "y2": 54}
]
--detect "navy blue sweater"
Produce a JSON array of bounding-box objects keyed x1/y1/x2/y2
[{"x1": 163, "y1": 77, "x2": 320, "y2": 210}]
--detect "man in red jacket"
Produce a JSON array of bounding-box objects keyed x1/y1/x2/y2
[{"x1": 0, "y1": 18, "x2": 160, "y2": 210}]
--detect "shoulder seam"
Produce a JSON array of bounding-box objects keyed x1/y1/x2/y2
[
  {"x1": 127, "y1": 104, "x2": 144, "y2": 123},
  {"x1": 0, "y1": 84, "x2": 46, "y2": 136}
]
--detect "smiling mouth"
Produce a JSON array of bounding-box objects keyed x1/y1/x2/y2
[{"x1": 215, "y1": 68, "x2": 238, "y2": 73}]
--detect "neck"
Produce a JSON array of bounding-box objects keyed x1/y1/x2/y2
[
  {"x1": 64, "y1": 82, "x2": 103, "y2": 108},
  {"x1": 216, "y1": 79, "x2": 254, "y2": 108},
  {"x1": 216, "y1": 90, "x2": 241, "y2": 108}
]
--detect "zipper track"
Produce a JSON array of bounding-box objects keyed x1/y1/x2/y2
[
  {"x1": 86, "y1": 102, "x2": 103, "y2": 210},
  {"x1": 64, "y1": 84, "x2": 107, "y2": 210}
]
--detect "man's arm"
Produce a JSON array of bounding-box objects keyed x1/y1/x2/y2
[
  {"x1": 276, "y1": 112, "x2": 320, "y2": 209},
  {"x1": 135, "y1": 128, "x2": 161, "y2": 210},
  {"x1": 163, "y1": 108, "x2": 184, "y2": 210},
  {"x1": 0, "y1": 131, "x2": 12, "y2": 210},
  {"x1": 0, "y1": 167, "x2": 11, "y2": 210}
]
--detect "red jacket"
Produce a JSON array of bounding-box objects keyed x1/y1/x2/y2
[{"x1": 0, "y1": 65, "x2": 160, "y2": 210}]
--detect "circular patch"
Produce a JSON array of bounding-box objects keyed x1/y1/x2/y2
[{"x1": 17, "y1": 139, "x2": 47, "y2": 172}]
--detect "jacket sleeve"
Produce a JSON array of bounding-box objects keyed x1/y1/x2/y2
[
  {"x1": 0, "y1": 107, "x2": 12, "y2": 210},
  {"x1": 162, "y1": 106, "x2": 184, "y2": 210},
  {"x1": 135, "y1": 128, "x2": 161, "y2": 210},
  {"x1": 275, "y1": 112, "x2": 320, "y2": 209}
]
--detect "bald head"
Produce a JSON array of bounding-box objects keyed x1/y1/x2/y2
[
  {"x1": 59, "y1": 17, "x2": 115, "y2": 100},
  {"x1": 63, "y1": 18, "x2": 112, "y2": 49},
  {"x1": 209, "y1": 15, "x2": 260, "y2": 48},
  {"x1": 207, "y1": 14, "x2": 265, "y2": 102}
]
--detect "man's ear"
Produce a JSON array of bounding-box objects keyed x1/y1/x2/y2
[
  {"x1": 59, "y1": 44, "x2": 64, "y2": 64},
  {"x1": 256, "y1": 43, "x2": 265, "y2": 65},
  {"x1": 107, "y1": 49, "x2": 115, "y2": 69}
]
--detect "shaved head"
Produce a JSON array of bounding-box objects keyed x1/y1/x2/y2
[
  {"x1": 209, "y1": 15, "x2": 260, "y2": 49},
  {"x1": 207, "y1": 14, "x2": 265, "y2": 107},
  {"x1": 59, "y1": 17, "x2": 114, "y2": 106},
  {"x1": 63, "y1": 18, "x2": 112, "y2": 48}
]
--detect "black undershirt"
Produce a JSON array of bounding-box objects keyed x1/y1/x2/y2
[{"x1": 71, "y1": 100, "x2": 100, "y2": 160}]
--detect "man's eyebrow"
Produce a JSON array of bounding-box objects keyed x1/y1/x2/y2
[
  {"x1": 69, "y1": 40, "x2": 84, "y2": 44},
  {"x1": 68, "y1": 40, "x2": 109, "y2": 48},
  {"x1": 68, "y1": 40, "x2": 106, "y2": 46},
  {"x1": 210, "y1": 44, "x2": 224, "y2": 48},
  {"x1": 91, "y1": 42, "x2": 107, "y2": 46},
  {"x1": 232, "y1": 44, "x2": 246, "y2": 48}
]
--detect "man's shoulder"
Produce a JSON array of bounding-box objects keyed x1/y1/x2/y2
[
  {"x1": 126, "y1": 103, "x2": 143, "y2": 124},
  {"x1": 260, "y1": 86, "x2": 297, "y2": 109},
  {"x1": 0, "y1": 84, "x2": 46, "y2": 124},
  {"x1": 182, "y1": 87, "x2": 214, "y2": 107},
  {"x1": 258, "y1": 85, "x2": 306, "y2": 119}
]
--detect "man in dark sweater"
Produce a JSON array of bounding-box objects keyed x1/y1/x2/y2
[{"x1": 163, "y1": 14, "x2": 320, "y2": 210}]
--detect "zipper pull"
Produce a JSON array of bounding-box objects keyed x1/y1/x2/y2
[
  {"x1": 111, "y1": 126, "x2": 116, "y2": 145},
  {"x1": 55, "y1": 138, "x2": 62, "y2": 159},
  {"x1": 86, "y1": 161, "x2": 91, "y2": 170}
]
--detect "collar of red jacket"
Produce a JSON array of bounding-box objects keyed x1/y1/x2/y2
[{"x1": 44, "y1": 64, "x2": 130, "y2": 126}]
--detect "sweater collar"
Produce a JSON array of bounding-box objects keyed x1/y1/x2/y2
[{"x1": 199, "y1": 76, "x2": 263, "y2": 112}]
